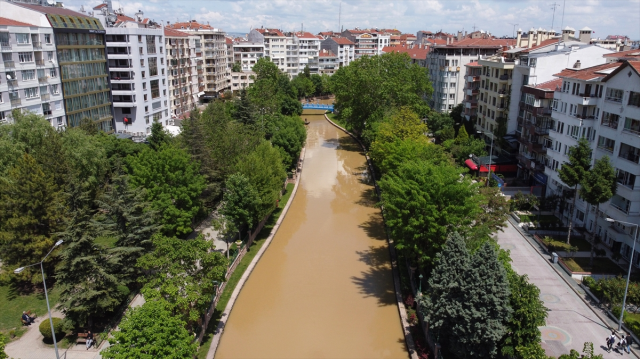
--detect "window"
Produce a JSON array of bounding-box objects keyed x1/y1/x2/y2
[
  {"x1": 145, "y1": 106, "x2": 149, "y2": 113},
  {"x1": 140, "y1": 59, "x2": 144, "y2": 67},
  {"x1": 22, "y1": 69, "x2": 35, "y2": 81},
  {"x1": 51, "y1": 84, "x2": 59, "y2": 94},
  {"x1": 552, "y1": 99, "x2": 558, "y2": 110},
  {"x1": 18, "y1": 52, "x2": 33, "y2": 63},
  {"x1": 47, "y1": 51, "x2": 53, "y2": 61},
  {"x1": 16, "y1": 33, "x2": 30, "y2": 44},
  {"x1": 149, "y1": 57, "x2": 158, "y2": 76},
  {"x1": 24, "y1": 87, "x2": 38, "y2": 99},
  {"x1": 606, "y1": 88, "x2": 623, "y2": 102},
  {"x1": 150, "y1": 79, "x2": 159, "y2": 99},
  {"x1": 629, "y1": 91, "x2": 640, "y2": 107},
  {"x1": 45, "y1": 34, "x2": 51, "y2": 44},
  {"x1": 122, "y1": 107, "x2": 131, "y2": 114},
  {"x1": 55, "y1": 101, "x2": 61, "y2": 110},
  {"x1": 601, "y1": 112, "x2": 619, "y2": 129},
  {"x1": 138, "y1": 35, "x2": 142, "y2": 42},
  {"x1": 597, "y1": 136, "x2": 615, "y2": 152},
  {"x1": 522, "y1": 75, "x2": 529, "y2": 86},
  {"x1": 617, "y1": 168, "x2": 636, "y2": 189},
  {"x1": 143, "y1": 82, "x2": 147, "y2": 90},
  {"x1": 576, "y1": 210, "x2": 585, "y2": 222},
  {"x1": 144, "y1": 94, "x2": 148, "y2": 101},
  {"x1": 624, "y1": 117, "x2": 640, "y2": 135},
  {"x1": 142, "y1": 71, "x2": 146, "y2": 78},
  {"x1": 139, "y1": 47, "x2": 144, "y2": 55}
]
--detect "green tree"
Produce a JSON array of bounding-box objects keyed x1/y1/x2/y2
[
  {"x1": 371, "y1": 138, "x2": 451, "y2": 176},
  {"x1": 378, "y1": 160, "x2": 482, "y2": 270},
  {"x1": 56, "y1": 182, "x2": 124, "y2": 327},
  {"x1": 474, "y1": 187, "x2": 510, "y2": 247},
  {"x1": 455, "y1": 125, "x2": 469, "y2": 143},
  {"x1": 580, "y1": 156, "x2": 617, "y2": 265},
  {"x1": 78, "y1": 117, "x2": 99, "y2": 136},
  {"x1": 310, "y1": 74, "x2": 324, "y2": 96},
  {"x1": 439, "y1": 126, "x2": 455, "y2": 142},
  {"x1": 0, "y1": 153, "x2": 65, "y2": 282},
  {"x1": 330, "y1": 52, "x2": 432, "y2": 139},
  {"x1": 148, "y1": 121, "x2": 172, "y2": 150},
  {"x1": 424, "y1": 111, "x2": 454, "y2": 141},
  {"x1": 233, "y1": 88, "x2": 256, "y2": 125},
  {"x1": 442, "y1": 136, "x2": 487, "y2": 166},
  {"x1": 0, "y1": 333, "x2": 6, "y2": 359},
  {"x1": 558, "y1": 138, "x2": 592, "y2": 244},
  {"x1": 137, "y1": 235, "x2": 227, "y2": 326},
  {"x1": 450, "y1": 103, "x2": 464, "y2": 125},
  {"x1": 61, "y1": 128, "x2": 108, "y2": 198},
  {"x1": 236, "y1": 141, "x2": 287, "y2": 219},
  {"x1": 220, "y1": 173, "x2": 260, "y2": 241},
  {"x1": 102, "y1": 299, "x2": 197, "y2": 359},
  {"x1": 127, "y1": 145, "x2": 206, "y2": 236},
  {"x1": 231, "y1": 61, "x2": 242, "y2": 72},
  {"x1": 267, "y1": 114, "x2": 307, "y2": 169},
  {"x1": 291, "y1": 75, "x2": 315, "y2": 99}
]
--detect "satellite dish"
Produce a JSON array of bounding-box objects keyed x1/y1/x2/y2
[
  {"x1": 6, "y1": 74, "x2": 11, "y2": 80},
  {"x1": 46, "y1": 0, "x2": 55, "y2": 5}
]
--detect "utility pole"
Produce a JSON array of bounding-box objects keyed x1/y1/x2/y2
[
  {"x1": 550, "y1": 2, "x2": 560, "y2": 30},
  {"x1": 508, "y1": 23, "x2": 519, "y2": 39},
  {"x1": 338, "y1": 1, "x2": 341, "y2": 35}
]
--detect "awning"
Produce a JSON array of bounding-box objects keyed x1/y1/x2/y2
[
  {"x1": 197, "y1": 91, "x2": 205, "y2": 97},
  {"x1": 465, "y1": 159, "x2": 478, "y2": 171}
]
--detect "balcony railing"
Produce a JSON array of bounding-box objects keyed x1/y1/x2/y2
[
  {"x1": 4, "y1": 60, "x2": 15, "y2": 68},
  {"x1": 0, "y1": 42, "x2": 10, "y2": 51},
  {"x1": 32, "y1": 42, "x2": 42, "y2": 50},
  {"x1": 38, "y1": 76, "x2": 48, "y2": 83},
  {"x1": 41, "y1": 93, "x2": 50, "y2": 101},
  {"x1": 7, "y1": 78, "x2": 17, "y2": 86},
  {"x1": 499, "y1": 74, "x2": 510, "y2": 81},
  {"x1": 10, "y1": 98, "x2": 21, "y2": 106},
  {"x1": 623, "y1": 127, "x2": 640, "y2": 136},
  {"x1": 35, "y1": 59, "x2": 45, "y2": 66},
  {"x1": 619, "y1": 152, "x2": 640, "y2": 164}
]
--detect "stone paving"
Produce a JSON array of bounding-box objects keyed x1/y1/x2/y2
[{"x1": 497, "y1": 219, "x2": 638, "y2": 358}]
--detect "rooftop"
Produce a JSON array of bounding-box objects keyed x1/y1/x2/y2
[
  {"x1": 554, "y1": 62, "x2": 622, "y2": 81},
  {"x1": 603, "y1": 49, "x2": 640, "y2": 60},
  {"x1": 168, "y1": 20, "x2": 216, "y2": 31},
  {"x1": 435, "y1": 38, "x2": 515, "y2": 48},
  {"x1": 465, "y1": 61, "x2": 482, "y2": 67},
  {"x1": 381, "y1": 45, "x2": 428, "y2": 59},
  {"x1": 164, "y1": 27, "x2": 190, "y2": 37},
  {"x1": 319, "y1": 49, "x2": 337, "y2": 57},
  {"x1": 329, "y1": 37, "x2": 355, "y2": 45},
  {"x1": 294, "y1": 31, "x2": 318, "y2": 39},
  {"x1": 519, "y1": 39, "x2": 560, "y2": 53},
  {"x1": 256, "y1": 28, "x2": 285, "y2": 37},
  {"x1": 0, "y1": 17, "x2": 37, "y2": 27},
  {"x1": 533, "y1": 78, "x2": 563, "y2": 91},
  {"x1": 14, "y1": 2, "x2": 92, "y2": 18}
]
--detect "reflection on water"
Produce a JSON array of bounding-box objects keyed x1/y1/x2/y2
[{"x1": 215, "y1": 109, "x2": 407, "y2": 359}]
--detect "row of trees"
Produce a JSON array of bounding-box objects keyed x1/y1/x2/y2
[{"x1": 330, "y1": 52, "x2": 549, "y2": 358}]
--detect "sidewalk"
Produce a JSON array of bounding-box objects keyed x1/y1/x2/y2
[{"x1": 497, "y1": 219, "x2": 639, "y2": 358}]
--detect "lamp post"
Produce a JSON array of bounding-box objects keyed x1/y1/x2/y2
[
  {"x1": 14, "y1": 240, "x2": 64, "y2": 359},
  {"x1": 477, "y1": 130, "x2": 495, "y2": 187},
  {"x1": 418, "y1": 274, "x2": 423, "y2": 294},
  {"x1": 606, "y1": 218, "x2": 639, "y2": 331}
]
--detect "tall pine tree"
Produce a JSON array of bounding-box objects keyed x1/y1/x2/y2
[{"x1": 558, "y1": 138, "x2": 592, "y2": 244}]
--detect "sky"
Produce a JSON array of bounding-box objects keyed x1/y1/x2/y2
[{"x1": 63, "y1": 0, "x2": 640, "y2": 39}]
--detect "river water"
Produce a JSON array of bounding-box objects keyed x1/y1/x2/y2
[{"x1": 215, "y1": 109, "x2": 407, "y2": 359}]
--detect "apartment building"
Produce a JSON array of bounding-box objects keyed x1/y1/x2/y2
[
  {"x1": 462, "y1": 61, "x2": 482, "y2": 125},
  {"x1": 93, "y1": 6, "x2": 170, "y2": 136},
  {"x1": 474, "y1": 56, "x2": 514, "y2": 136},
  {"x1": 169, "y1": 21, "x2": 228, "y2": 96},
  {"x1": 320, "y1": 36, "x2": 354, "y2": 68},
  {"x1": 381, "y1": 44, "x2": 428, "y2": 67},
  {"x1": 341, "y1": 29, "x2": 390, "y2": 59},
  {"x1": 0, "y1": 16, "x2": 65, "y2": 128},
  {"x1": 228, "y1": 71, "x2": 254, "y2": 92},
  {"x1": 232, "y1": 40, "x2": 264, "y2": 72},
  {"x1": 293, "y1": 31, "x2": 320, "y2": 74},
  {"x1": 543, "y1": 60, "x2": 640, "y2": 265},
  {"x1": 428, "y1": 38, "x2": 514, "y2": 113},
  {"x1": 318, "y1": 49, "x2": 338, "y2": 75},
  {"x1": 164, "y1": 27, "x2": 199, "y2": 121},
  {"x1": 248, "y1": 28, "x2": 287, "y2": 73},
  {"x1": 2, "y1": 0, "x2": 114, "y2": 131}
]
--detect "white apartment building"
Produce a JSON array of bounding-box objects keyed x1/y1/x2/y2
[
  {"x1": 168, "y1": 21, "x2": 228, "y2": 96},
  {"x1": 428, "y1": 38, "x2": 514, "y2": 113},
  {"x1": 545, "y1": 60, "x2": 640, "y2": 266},
  {"x1": 164, "y1": 27, "x2": 199, "y2": 121},
  {"x1": 232, "y1": 40, "x2": 264, "y2": 72},
  {"x1": 318, "y1": 49, "x2": 338, "y2": 75},
  {"x1": 228, "y1": 71, "x2": 254, "y2": 92},
  {"x1": 94, "y1": 7, "x2": 170, "y2": 136},
  {"x1": 293, "y1": 31, "x2": 320, "y2": 74},
  {"x1": 248, "y1": 28, "x2": 287, "y2": 73},
  {"x1": 341, "y1": 29, "x2": 390, "y2": 59},
  {"x1": 320, "y1": 37, "x2": 354, "y2": 68},
  {"x1": 0, "y1": 16, "x2": 65, "y2": 127}
]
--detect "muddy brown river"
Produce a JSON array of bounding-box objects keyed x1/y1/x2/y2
[{"x1": 215, "y1": 108, "x2": 407, "y2": 359}]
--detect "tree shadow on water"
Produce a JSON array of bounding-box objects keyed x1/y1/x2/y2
[
  {"x1": 351, "y1": 245, "x2": 397, "y2": 306},
  {"x1": 358, "y1": 212, "x2": 387, "y2": 241}
]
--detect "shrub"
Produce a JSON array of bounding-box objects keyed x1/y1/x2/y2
[
  {"x1": 39, "y1": 317, "x2": 64, "y2": 341},
  {"x1": 117, "y1": 285, "x2": 130, "y2": 299}
]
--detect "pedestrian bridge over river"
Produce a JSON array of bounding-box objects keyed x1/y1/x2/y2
[{"x1": 301, "y1": 103, "x2": 334, "y2": 111}]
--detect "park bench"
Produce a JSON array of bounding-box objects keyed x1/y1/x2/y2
[
  {"x1": 20, "y1": 311, "x2": 36, "y2": 326},
  {"x1": 76, "y1": 332, "x2": 88, "y2": 345}
]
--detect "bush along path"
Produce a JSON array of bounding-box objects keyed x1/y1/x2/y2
[
  {"x1": 323, "y1": 113, "x2": 420, "y2": 359},
  {"x1": 202, "y1": 147, "x2": 305, "y2": 359}
]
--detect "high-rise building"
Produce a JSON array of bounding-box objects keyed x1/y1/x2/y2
[
  {"x1": 340, "y1": 29, "x2": 390, "y2": 59},
  {"x1": 232, "y1": 40, "x2": 264, "y2": 72},
  {"x1": 293, "y1": 31, "x2": 320, "y2": 74},
  {"x1": 320, "y1": 37, "x2": 354, "y2": 68},
  {"x1": 168, "y1": 21, "x2": 228, "y2": 97},
  {"x1": 2, "y1": 0, "x2": 114, "y2": 131},
  {"x1": 164, "y1": 27, "x2": 199, "y2": 121},
  {"x1": 247, "y1": 28, "x2": 287, "y2": 73},
  {"x1": 0, "y1": 16, "x2": 65, "y2": 128},
  {"x1": 93, "y1": 4, "x2": 170, "y2": 136}
]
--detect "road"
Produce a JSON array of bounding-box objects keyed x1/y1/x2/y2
[{"x1": 497, "y1": 221, "x2": 629, "y2": 358}]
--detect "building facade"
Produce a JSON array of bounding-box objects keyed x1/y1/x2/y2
[
  {"x1": 341, "y1": 29, "x2": 390, "y2": 59},
  {"x1": 318, "y1": 49, "x2": 338, "y2": 75},
  {"x1": 232, "y1": 40, "x2": 264, "y2": 72},
  {"x1": 320, "y1": 36, "x2": 354, "y2": 68},
  {"x1": 164, "y1": 27, "x2": 199, "y2": 121},
  {"x1": 293, "y1": 31, "x2": 320, "y2": 74},
  {"x1": 0, "y1": 16, "x2": 65, "y2": 128},
  {"x1": 248, "y1": 28, "x2": 287, "y2": 73}
]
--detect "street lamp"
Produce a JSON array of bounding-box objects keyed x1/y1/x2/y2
[
  {"x1": 606, "y1": 217, "x2": 639, "y2": 331},
  {"x1": 14, "y1": 239, "x2": 64, "y2": 359},
  {"x1": 477, "y1": 130, "x2": 495, "y2": 187},
  {"x1": 418, "y1": 274, "x2": 423, "y2": 294}
]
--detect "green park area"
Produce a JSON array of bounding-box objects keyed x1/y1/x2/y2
[
  {"x1": 562, "y1": 257, "x2": 625, "y2": 275},
  {"x1": 0, "y1": 284, "x2": 60, "y2": 334}
]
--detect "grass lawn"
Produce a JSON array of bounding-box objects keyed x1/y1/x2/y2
[
  {"x1": 519, "y1": 214, "x2": 562, "y2": 225},
  {"x1": 196, "y1": 182, "x2": 295, "y2": 359},
  {"x1": 326, "y1": 112, "x2": 351, "y2": 131},
  {"x1": 539, "y1": 234, "x2": 592, "y2": 252},
  {"x1": 0, "y1": 284, "x2": 61, "y2": 333},
  {"x1": 562, "y1": 257, "x2": 625, "y2": 275}
]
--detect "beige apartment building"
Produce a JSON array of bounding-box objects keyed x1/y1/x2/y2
[
  {"x1": 475, "y1": 56, "x2": 514, "y2": 135},
  {"x1": 168, "y1": 21, "x2": 228, "y2": 97}
]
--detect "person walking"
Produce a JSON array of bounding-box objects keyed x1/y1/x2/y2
[
  {"x1": 618, "y1": 336, "x2": 627, "y2": 352},
  {"x1": 86, "y1": 330, "x2": 93, "y2": 350},
  {"x1": 626, "y1": 333, "x2": 633, "y2": 354},
  {"x1": 607, "y1": 331, "x2": 617, "y2": 352}
]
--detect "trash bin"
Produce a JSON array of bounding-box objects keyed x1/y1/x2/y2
[{"x1": 551, "y1": 252, "x2": 558, "y2": 264}]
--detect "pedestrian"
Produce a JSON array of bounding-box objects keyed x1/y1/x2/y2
[
  {"x1": 626, "y1": 333, "x2": 633, "y2": 354},
  {"x1": 86, "y1": 330, "x2": 93, "y2": 350},
  {"x1": 618, "y1": 336, "x2": 627, "y2": 352},
  {"x1": 608, "y1": 331, "x2": 617, "y2": 352},
  {"x1": 21, "y1": 311, "x2": 35, "y2": 325}
]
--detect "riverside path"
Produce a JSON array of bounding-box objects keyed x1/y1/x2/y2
[{"x1": 214, "y1": 109, "x2": 407, "y2": 358}]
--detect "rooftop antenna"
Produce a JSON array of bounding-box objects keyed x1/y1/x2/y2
[
  {"x1": 559, "y1": 0, "x2": 566, "y2": 43},
  {"x1": 472, "y1": 24, "x2": 477, "y2": 32},
  {"x1": 508, "y1": 23, "x2": 518, "y2": 39},
  {"x1": 338, "y1": 1, "x2": 341, "y2": 34},
  {"x1": 550, "y1": 2, "x2": 560, "y2": 30}
]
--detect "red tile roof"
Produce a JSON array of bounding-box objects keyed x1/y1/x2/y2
[
  {"x1": 439, "y1": 38, "x2": 515, "y2": 48},
  {"x1": 93, "y1": 3, "x2": 107, "y2": 10},
  {"x1": 418, "y1": 30, "x2": 433, "y2": 35},
  {"x1": 381, "y1": 45, "x2": 428, "y2": 60},
  {"x1": 465, "y1": 61, "x2": 482, "y2": 67},
  {"x1": 319, "y1": 49, "x2": 336, "y2": 57},
  {"x1": 256, "y1": 28, "x2": 284, "y2": 37},
  {"x1": 426, "y1": 38, "x2": 447, "y2": 45},
  {"x1": 630, "y1": 61, "x2": 640, "y2": 74},
  {"x1": 116, "y1": 14, "x2": 136, "y2": 23},
  {"x1": 603, "y1": 49, "x2": 640, "y2": 59},
  {"x1": 164, "y1": 27, "x2": 190, "y2": 37},
  {"x1": 225, "y1": 37, "x2": 233, "y2": 44},
  {"x1": 533, "y1": 78, "x2": 563, "y2": 91},
  {"x1": 14, "y1": 3, "x2": 91, "y2": 18},
  {"x1": 168, "y1": 21, "x2": 213, "y2": 30},
  {"x1": 294, "y1": 31, "x2": 318, "y2": 39},
  {"x1": 0, "y1": 17, "x2": 37, "y2": 27},
  {"x1": 554, "y1": 62, "x2": 621, "y2": 81},
  {"x1": 519, "y1": 39, "x2": 560, "y2": 53},
  {"x1": 600, "y1": 61, "x2": 640, "y2": 82},
  {"x1": 330, "y1": 37, "x2": 354, "y2": 45}
]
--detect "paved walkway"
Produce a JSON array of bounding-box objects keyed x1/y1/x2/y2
[{"x1": 497, "y1": 220, "x2": 638, "y2": 358}]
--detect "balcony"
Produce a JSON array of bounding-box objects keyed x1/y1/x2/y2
[
  {"x1": 465, "y1": 100, "x2": 478, "y2": 109},
  {"x1": 0, "y1": 42, "x2": 10, "y2": 51},
  {"x1": 499, "y1": 74, "x2": 510, "y2": 81},
  {"x1": 33, "y1": 42, "x2": 42, "y2": 50},
  {"x1": 38, "y1": 76, "x2": 48, "y2": 83},
  {"x1": 619, "y1": 151, "x2": 640, "y2": 164},
  {"x1": 41, "y1": 93, "x2": 50, "y2": 101},
  {"x1": 579, "y1": 95, "x2": 598, "y2": 106},
  {"x1": 4, "y1": 60, "x2": 15, "y2": 68},
  {"x1": 35, "y1": 59, "x2": 45, "y2": 66},
  {"x1": 10, "y1": 98, "x2": 21, "y2": 106},
  {"x1": 466, "y1": 88, "x2": 479, "y2": 96},
  {"x1": 467, "y1": 75, "x2": 480, "y2": 82},
  {"x1": 7, "y1": 78, "x2": 17, "y2": 86}
]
